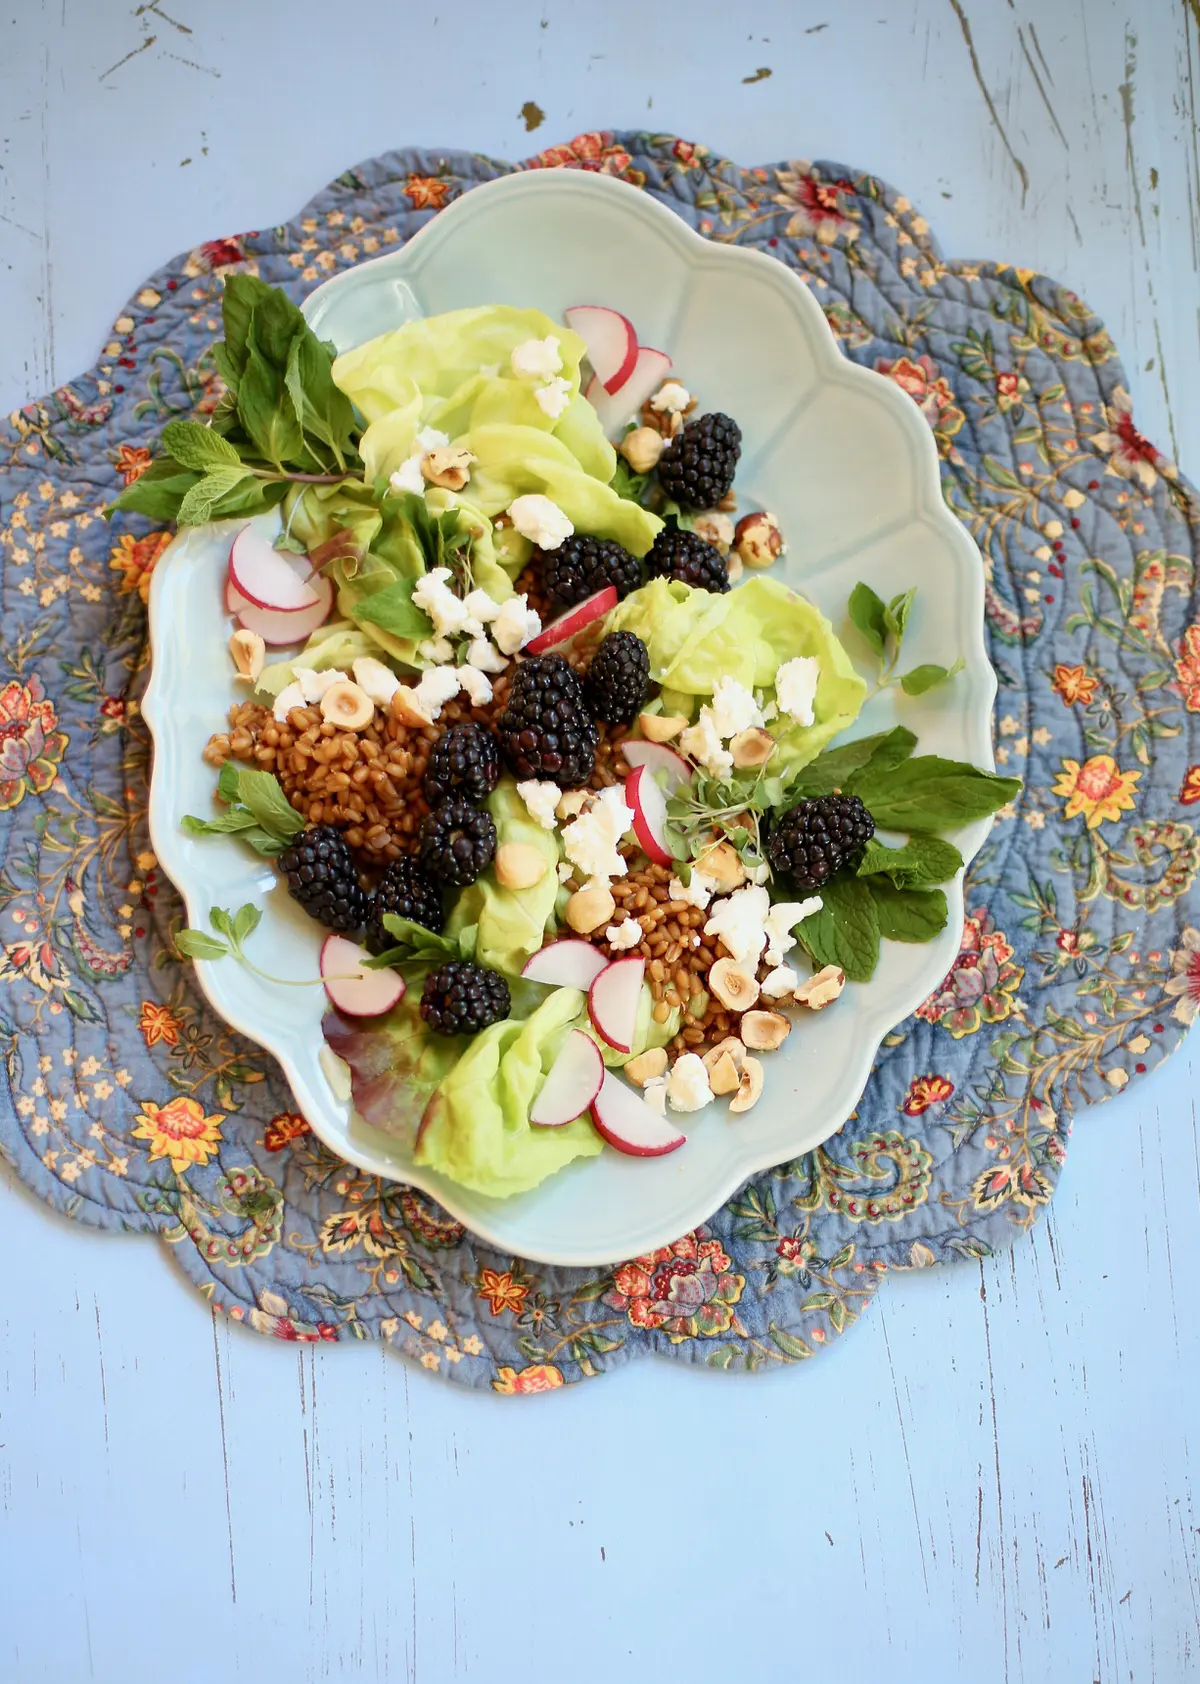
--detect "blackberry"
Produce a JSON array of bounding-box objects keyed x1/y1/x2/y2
[
  {"x1": 364, "y1": 855, "x2": 444, "y2": 955},
  {"x1": 657, "y1": 411, "x2": 742, "y2": 510},
  {"x1": 584, "y1": 631, "x2": 651, "y2": 725},
  {"x1": 495, "y1": 654, "x2": 599, "y2": 785},
  {"x1": 420, "y1": 959, "x2": 511, "y2": 1037},
  {"x1": 539, "y1": 533, "x2": 642, "y2": 614},
  {"x1": 645, "y1": 525, "x2": 730, "y2": 594},
  {"x1": 417, "y1": 802, "x2": 497, "y2": 887},
  {"x1": 423, "y1": 722, "x2": 500, "y2": 809},
  {"x1": 276, "y1": 824, "x2": 367, "y2": 934},
  {"x1": 766, "y1": 795, "x2": 875, "y2": 892}
]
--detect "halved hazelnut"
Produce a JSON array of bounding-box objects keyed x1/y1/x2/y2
[
  {"x1": 694, "y1": 839, "x2": 745, "y2": 893},
  {"x1": 320, "y1": 681, "x2": 374, "y2": 730},
  {"x1": 794, "y1": 964, "x2": 846, "y2": 1010},
  {"x1": 708, "y1": 957, "x2": 760, "y2": 1012},
  {"x1": 734, "y1": 510, "x2": 785, "y2": 570},
  {"x1": 729, "y1": 1055, "x2": 765, "y2": 1114},
  {"x1": 730, "y1": 727, "x2": 776, "y2": 769},
  {"x1": 740, "y1": 1010, "x2": 791, "y2": 1051},
  {"x1": 556, "y1": 788, "x2": 592, "y2": 822},
  {"x1": 625, "y1": 1046, "x2": 668, "y2": 1087},
  {"x1": 636, "y1": 712, "x2": 688, "y2": 744},
  {"x1": 706, "y1": 1049, "x2": 741, "y2": 1096},
  {"x1": 422, "y1": 445, "x2": 475, "y2": 490},
  {"x1": 391, "y1": 685, "x2": 436, "y2": 728},
  {"x1": 619, "y1": 427, "x2": 664, "y2": 474},
  {"x1": 565, "y1": 885, "x2": 615, "y2": 934},
  {"x1": 703, "y1": 1036, "x2": 747, "y2": 1078},
  {"x1": 494, "y1": 842, "x2": 547, "y2": 890},
  {"x1": 692, "y1": 511, "x2": 735, "y2": 555},
  {"x1": 229, "y1": 628, "x2": 265, "y2": 684}
]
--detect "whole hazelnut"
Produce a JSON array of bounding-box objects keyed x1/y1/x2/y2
[{"x1": 734, "y1": 510, "x2": 785, "y2": 569}]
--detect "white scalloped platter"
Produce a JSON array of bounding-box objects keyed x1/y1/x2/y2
[{"x1": 144, "y1": 169, "x2": 996, "y2": 1267}]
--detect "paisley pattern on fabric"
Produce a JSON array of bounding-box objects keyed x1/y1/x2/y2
[{"x1": 0, "y1": 134, "x2": 1196, "y2": 1386}]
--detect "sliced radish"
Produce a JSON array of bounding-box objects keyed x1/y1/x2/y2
[
  {"x1": 625, "y1": 764, "x2": 673, "y2": 868},
  {"x1": 620, "y1": 739, "x2": 692, "y2": 795},
  {"x1": 320, "y1": 935, "x2": 405, "y2": 1018},
  {"x1": 564, "y1": 305, "x2": 638, "y2": 394},
  {"x1": 590, "y1": 1070, "x2": 686, "y2": 1158},
  {"x1": 524, "y1": 586, "x2": 618, "y2": 655},
  {"x1": 587, "y1": 955, "x2": 645, "y2": 1054},
  {"x1": 584, "y1": 347, "x2": 672, "y2": 438},
  {"x1": 521, "y1": 939, "x2": 611, "y2": 990},
  {"x1": 530, "y1": 1029, "x2": 605, "y2": 1127},
  {"x1": 230, "y1": 572, "x2": 335, "y2": 646},
  {"x1": 228, "y1": 525, "x2": 320, "y2": 613}
]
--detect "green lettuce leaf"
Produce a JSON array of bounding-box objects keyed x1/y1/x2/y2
[
  {"x1": 463, "y1": 424, "x2": 660, "y2": 555},
  {"x1": 445, "y1": 780, "x2": 562, "y2": 976}
]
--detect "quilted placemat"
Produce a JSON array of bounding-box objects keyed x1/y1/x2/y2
[{"x1": 1, "y1": 133, "x2": 1197, "y2": 1391}]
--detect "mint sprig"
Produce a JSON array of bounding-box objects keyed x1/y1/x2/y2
[
  {"x1": 362, "y1": 915, "x2": 464, "y2": 971},
  {"x1": 176, "y1": 902, "x2": 324, "y2": 987},
  {"x1": 182, "y1": 762, "x2": 305, "y2": 856},
  {"x1": 849, "y1": 581, "x2": 964, "y2": 698}
]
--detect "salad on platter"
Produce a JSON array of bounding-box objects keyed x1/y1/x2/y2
[{"x1": 116, "y1": 275, "x2": 1019, "y2": 1201}]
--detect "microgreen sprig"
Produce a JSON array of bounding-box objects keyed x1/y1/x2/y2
[{"x1": 848, "y1": 581, "x2": 963, "y2": 698}]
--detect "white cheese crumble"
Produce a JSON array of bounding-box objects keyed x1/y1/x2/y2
[
  {"x1": 455, "y1": 664, "x2": 494, "y2": 708},
  {"x1": 650, "y1": 381, "x2": 690, "y2": 414},
  {"x1": 606, "y1": 921, "x2": 642, "y2": 951},
  {"x1": 412, "y1": 567, "x2": 468, "y2": 638},
  {"x1": 511, "y1": 335, "x2": 563, "y2": 380},
  {"x1": 508, "y1": 493, "x2": 574, "y2": 550},
  {"x1": 708, "y1": 676, "x2": 764, "y2": 739},
  {"x1": 561, "y1": 784, "x2": 634, "y2": 884},
  {"x1": 388, "y1": 453, "x2": 426, "y2": 497},
  {"x1": 272, "y1": 681, "x2": 307, "y2": 722},
  {"x1": 666, "y1": 1052, "x2": 713, "y2": 1113},
  {"x1": 418, "y1": 637, "x2": 455, "y2": 665},
  {"x1": 465, "y1": 636, "x2": 509, "y2": 674},
  {"x1": 535, "y1": 377, "x2": 572, "y2": 420},
  {"x1": 492, "y1": 593, "x2": 542, "y2": 655},
  {"x1": 294, "y1": 667, "x2": 349, "y2": 703},
  {"x1": 352, "y1": 656, "x2": 400, "y2": 709},
  {"x1": 761, "y1": 964, "x2": 800, "y2": 1000},
  {"x1": 415, "y1": 426, "x2": 450, "y2": 452},
  {"x1": 669, "y1": 873, "x2": 713, "y2": 911},
  {"x1": 703, "y1": 883, "x2": 771, "y2": 966},
  {"x1": 516, "y1": 781, "x2": 561, "y2": 831},
  {"x1": 461, "y1": 588, "x2": 501, "y2": 634},
  {"x1": 776, "y1": 655, "x2": 821, "y2": 728},
  {"x1": 642, "y1": 1076, "x2": 668, "y2": 1116},
  {"x1": 413, "y1": 666, "x2": 461, "y2": 720},
  {"x1": 763, "y1": 897, "x2": 823, "y2": 966},
  {"x1": 678, "y1": 709, "x2": 733, "y2": 777}
]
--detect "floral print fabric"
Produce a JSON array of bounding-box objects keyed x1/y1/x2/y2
[{"x1": 0, "y1": 134, "x2": 1196, "y2": 1388}]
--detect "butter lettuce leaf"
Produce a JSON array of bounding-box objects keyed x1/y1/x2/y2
[{"x1": 465, "y1": 424, "x2": 659, "y2": 555}]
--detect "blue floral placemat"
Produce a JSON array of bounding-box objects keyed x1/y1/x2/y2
[{"x1": 1, "y1": 133, "x2": 1197, "y2": 1392}]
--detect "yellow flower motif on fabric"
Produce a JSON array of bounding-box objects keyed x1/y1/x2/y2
[
  {"x1": 492, "y1": 1363, "x2": 565, "y2": 1395},
  {"x1": 1052, "y1": 755, "x2": 1141, "y2": 829},
  {"x1": 132, "y1": 1096, "x2": 224, "y2": 1174},
  {"x1": 109, "y1": 530, "x2": 171, "y2": 605}
]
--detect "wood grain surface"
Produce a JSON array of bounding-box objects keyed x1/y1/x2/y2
[{"x1": 1, "y1": 3, "x2": 1198, "y2": 1680}]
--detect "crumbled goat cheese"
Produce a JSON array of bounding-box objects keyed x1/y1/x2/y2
[
  {"x1": 703, "y1": 883, "x2": 771, "y2": 966},
  {"x1": 761, "y1": 964, "x2": 800, "y2": 1000},
  {"x1": 747, "y1": 860, "x2": 771, "y2": 887},
  {"x1": 678, "y1": 709, "x2": 734, "y2": 777},
  {"x1": 294, "y1": 667, "x2": 349, "y2": 703},
  {"x1": 461, "y1": 589, "x2": 502, "y2": 637},
  {"x1": 492, "y1": 594, "x2": 542, "y2": 655},
  {"x1": 511, "y1": 335, "x2": 563, "y2": 380},
  {"x1": 388, "y1": 453, "x2": 426, "y2": 497},
  {"x1": 414, "y1": 666, "x2": 462, "y2": 720},
  {"x1": 419, "y1": 637, "x2": 455, "y2": 665},
  {"x1": 666, "y1": 1052, "x2": 713, "y2": 1113},
  {"x1": 650, "y1": 381, "x2": 691, "y2": 414},
  {"x1": 762, "y1": 897, "x2": 823, "y2": 967},
  {"x1": 415, "y1": 426, "x2": 449, "y2": 452},
  {"x1": 606, "y1": 921, "x2": 642, "y2": 951},
  {"x1": 561, "y1": 784, "x2": 634, "y2": 884},
  {"x1": 776, "y1": 655, "x2": 821, "y2": 728},
  {"x1": 516, "y1": 781, "x2": 561, "y2": 830},
  {"x1": 412, "y1": 567, "x2": 469, "y2": 638},
  {"x1": 642, "y1": 1076, "x2": 668, "y2": 1116},
  {"x1": 535, "y1": 377, "x2": 572, "y2": 420},
  {"x1": 669, "y1": 873, "x2": 714, "y2": 911},
  {"x1": 272, "y1": 681, "x2": 307, "y2": 722},
  {"x1": 466, "y1": 636, "x2": 509, "y2": 674},
  {"x1": 352, "y1": 657, "x2": 400, "y2": 709},
  {"x1": 556, "y1": 861, "x2": 575, "y2": 884},
  {"x1": 709, "y1": 676, "x2": 764, "y2": 739},
  {"x1": 508, "y1": 493, "x2": 574, "y2": 550},
  {"x1": 455, "y1": 664, "x2": 493, "y2": 708}
]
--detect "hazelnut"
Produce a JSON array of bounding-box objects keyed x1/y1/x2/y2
[
  {"x1": 694, "y1": 839, "x2": 745, "y2": 893},
  {"x1": 494, "y1": 843, "x2": 547, "y2": 890},
  {"x1": 619, "y1": 427, "x2": 665, "y2": 474},
  {"x1": 391, "y1": 685, "x2": 436, "y2": 727},
  {"x1": 705, "y1": 1050, "x2": 741, "y2": 1096},
  {"x1": 636, "y1": 712, "x2": 688, "y2": 744},
  {"x1": 625, "y1": 1047, "x2": 668, "y2": 1087},
  {"x1": 734, "y1": 510, "x2": 785, "y2": 570},
  {"x1": 319, "y1": 680, "x2": 374, "y2": 730},
  {"x1": 703, "y1": 1036, "x2": 747, "y2": 1078},
  {"x1": 565, "y1": 885, "x2": 615, "y2": 934},
  {"x1": 730, "y1": 727, "x2": 776, "y2": 769},
  {"x1": 556, "y1": 788, "x2": 592, "y2": 822},
  {"x1": 726, "y1": 552, "x2": 745, "y2": 584},
  {"x1": 740, "y1": 1010, "x2": 791, "y2": 1051},
  {"x1": 794, "y1": 964, "x2": 846, "y2": 1010},
  {"x1": 691, "y1": 511, "x2": 735, "y2": 555},
  {"x1": 422, "y1": 445, "x2": 475, "y2": 490},
  {"x1": 229, "y1": 628, "x2": 265, "y2": 684},
  {"x1": 708, "y1": 958, "x2": 760, "y2": 1012},
  {"x1": 729, "y1": 1055, "x2": 765, "y2": 1114}
]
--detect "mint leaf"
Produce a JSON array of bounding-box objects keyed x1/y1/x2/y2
[
  {"x1": 234, "y1": 768, "x2": 305, "y2": 838},
  {"x1": 161, "y1": 419, "x2": 242, "y2": 472},
  {"x1": 238, "y1": 325, "x2": 307, "y2": 470},
  {"x1": 181, "y1": 808, "x2": 263, "y2": 838},
  {"x1": 789, "y1": 727, "x2": 916, "y2": 799},
  {"x1": 858, "y1": 834, "x2": 963, "y2": 887},
  {"x1": 216, "y1": 759, "x2": 243, "y2": 803},
  {"x1": 220, "y1": 273, "x2": 267, "y2": 383},
  {"x1": 209, "y1": 906, "x2": 236, "y2": 941},
  {"x1": 233, "y1": 903, "x2": 262, "y2": 945},
  {"x1": 177, "y1": 466, "x2": 256, "y2": 525},
  {"x1": 860, "y1": 757, "x2": 1022, "y2": 832},
  {"x1": 870, "y1": 883, "x2": 949, "y2": 943},
  {"x1": 353, "y1": 579, "x2": 435, "y2": 640},
  {"x1": 884, "y1": 587, "x2": 917, "y2": 644},
  {"x1": 176, "y1": 929, "x2": 229, "y2": 960},
  {"x1": 899, "y1": 659, "x2": 964, "y2": 697},
  {"x1": 107, "y1": 455, "x2": 200, "y2": 522},
  {"x1": 379, "y1": 915, "x2": 461, "y2": 962},
  {"x1": 797, "y1": 875, "x2": 880, "y2": 982},
  {"x1": 285, "y1": 327, "x2": 358, "y2": 472},
  {"x1": 848, "y1": 582, "x2": 888, "y2": 659}
]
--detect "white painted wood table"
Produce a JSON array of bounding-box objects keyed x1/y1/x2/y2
[{"x1": 1, "y1": 3, "x2": 1198, "y2": 1679}]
